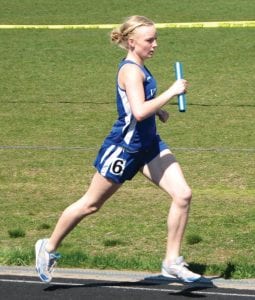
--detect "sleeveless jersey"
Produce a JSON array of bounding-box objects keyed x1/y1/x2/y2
[{"x1": 104, "y1": 60, "x2": 157, "y2": 152}]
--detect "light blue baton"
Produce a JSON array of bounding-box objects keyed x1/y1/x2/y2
[{"x1": 174, "y1": 62, "x2": 187, "y2": 112}]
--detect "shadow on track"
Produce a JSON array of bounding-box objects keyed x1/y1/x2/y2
[{"x1": 44, "y1": 275, "x2": 217, "y2": 297}]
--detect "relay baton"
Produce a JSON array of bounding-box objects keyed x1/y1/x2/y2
[{"x1": 174, "y1": 62, "x2": 187, "y2": 112}]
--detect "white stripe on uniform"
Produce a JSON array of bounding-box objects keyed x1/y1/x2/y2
[
  {"x1": 101, "y1": 146, "x2": 123, "y2": 176},
  {"x1": 118, "y1": 87, "x2": 137, "y2": 146}
]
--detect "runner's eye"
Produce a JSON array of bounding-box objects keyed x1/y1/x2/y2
[{"x1": 146, "y1": 37, "x2": 156, "y2": 43}]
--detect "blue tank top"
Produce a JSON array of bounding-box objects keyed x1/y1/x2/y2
[{"x1": 104, "y1": 59, "x2": 157, "y2": 152}]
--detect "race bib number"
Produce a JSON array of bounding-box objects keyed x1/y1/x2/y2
[{"x1": 110, "y1": 158, "x2": 126, "y2": 176}]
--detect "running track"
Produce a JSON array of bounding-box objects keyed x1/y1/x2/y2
[{"x1": 0, "y1": 267, "x2": 254, "y2": 300}]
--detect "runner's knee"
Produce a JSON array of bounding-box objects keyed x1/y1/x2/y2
[
  {"x1": 66, "y1": 196, "x2": 103, "y2": 219},
  {"x1": 172, "y1": 186, "x2": 192, "y2": 208},
  {"x1": 80, "y1": 201, "x2": 103, "y2": 216}
]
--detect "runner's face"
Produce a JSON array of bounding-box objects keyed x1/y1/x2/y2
[{"x1": 129, "y1": 25, "x2": 157, "y2": 59}]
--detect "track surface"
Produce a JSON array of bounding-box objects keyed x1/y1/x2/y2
[{"x1": 0, "y1": 267, "x2": 255, "y2": 300}]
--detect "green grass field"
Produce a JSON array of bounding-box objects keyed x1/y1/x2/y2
[
  {"x1": 0, "y1": 0, "x2": 254, "y2": 279},
  {"x1": 1, "y1": 0, "x2": 255, "y2": 24}
]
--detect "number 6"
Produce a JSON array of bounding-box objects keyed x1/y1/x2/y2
[{"x1": 110, "y1": 158, "x2": 126, "y2": 175}]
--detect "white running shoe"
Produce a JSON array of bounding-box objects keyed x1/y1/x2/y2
[
  {"x1": 35, "y1": 239, "x2": 60, "y2": 283},
  {"x1": 161, "y1": 256, "x2": 201, "y2": 283}
]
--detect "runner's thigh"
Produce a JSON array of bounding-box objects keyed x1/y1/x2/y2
[{"x1": 141, "y1": 149, "x2": 190, "y2": 198}]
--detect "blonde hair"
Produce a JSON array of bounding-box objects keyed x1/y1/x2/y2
[{"x1": 110, "y1": 15, "x2": 155, "y2": 50}]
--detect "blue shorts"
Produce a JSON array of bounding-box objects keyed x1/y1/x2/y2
[{"x1": 94, "y1": 136, "x2": 169, "y2": 184}]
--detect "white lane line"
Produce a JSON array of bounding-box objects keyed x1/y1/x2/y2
[
  {"x1": 107, "y1": 285, "x2": 255, "y2": 298},
  {"x1": 0, "y1": 278, "x2": 83, "y2": 286},
  {"x1": 0, "y1": 21, "x2": 255, "y2": 29}
]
